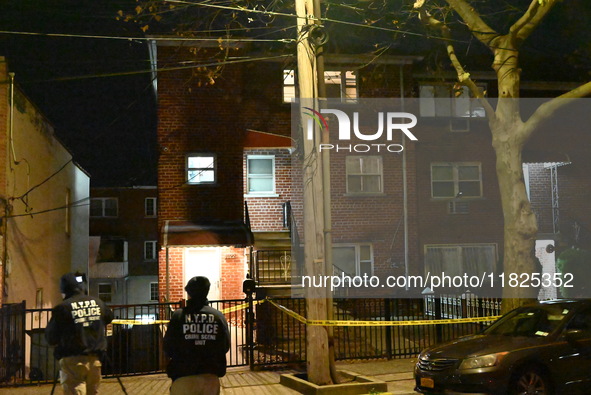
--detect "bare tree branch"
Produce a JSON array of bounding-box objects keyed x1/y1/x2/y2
[
  {"x1": 414, "y1": 1, "x2": 495, "y2": 119},
  {"x1": 444, "y1": 0, "x2": 498, "y2": 47},
  {"x1": 523, "y1": 81, "x2": 591, "y2": 141},
  {"x1": 510, "y1": 0, "x2": 558, "y2": 46}
]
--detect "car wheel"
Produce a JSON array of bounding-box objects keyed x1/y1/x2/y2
[{"x1": 509, "y1": 367, "x2": 551, "y2": 395}]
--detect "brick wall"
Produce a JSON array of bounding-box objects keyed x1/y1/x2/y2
[
  {"x1": 415, "y1": 120, "x2": 504, "y2": 267},
  {"x1": 526, "y1": 163, "x2": 553, "y2": 234},
  {"x1": 157, "y1": 46, "x2": 246, "y2": 227}
]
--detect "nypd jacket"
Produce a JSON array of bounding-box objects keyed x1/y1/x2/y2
[
  {"x1": 164, "y1": 299, "x2": 231, "y2": 380},
  {"x1": 45, "y1": 291, "x2": 113, "y2": 360}
]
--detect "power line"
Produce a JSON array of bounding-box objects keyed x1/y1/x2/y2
[
  {"x1": 0, "y1": 29, "x2": 295, "y2": 43},
  {"x1": 163, "y1": 0, "x2": 471, "y2": 44},
  {"x1": 5, "y1": 197, "x2": 90, "y2": 219},
  {"x1": 2, "y1": 54, "x2": 292, "y2": 84}
]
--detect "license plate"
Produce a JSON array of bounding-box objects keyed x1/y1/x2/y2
[{"x1": 420, "y1": 377, "x2": 435, "y2": 388}]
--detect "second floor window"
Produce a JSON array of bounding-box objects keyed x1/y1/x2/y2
[
  {"x1": 90, "y1": 198, "x2": 118, "y2": 217},
  {"x1": 283, "y1": 70, "x2": 358, "y2": 103},
  {"x1": 98, "y1": 283, "x2": 112, "y2": 303},
  {"x1": 247, "y1": 155, "x2": 275, "y2": 194},
  {"x1": 187, "y1": 154, "x2": 215, "y2": 184},
  {"x1": 144, "y1": 241, "x2": 157, "y2": 261},
  {"x1": 419, "y1": 83, "x2": 486, "y2": 118},
  {"x1": 346, "y1": 156, "x2": 383, "y2": 194},
  {"x1": 145, "y1": 197, "x2": 157, "y2": 217},
  {"x1": 431, "y1": 162, "x2": 482, "y2": 199}
]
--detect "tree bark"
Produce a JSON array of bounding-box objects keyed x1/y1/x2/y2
[{"x1": 489, "y1": 40, "x2": 539, "y2": 312}]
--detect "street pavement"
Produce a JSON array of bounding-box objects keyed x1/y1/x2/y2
[{"x1": 0, "y1": 358, "x2": 417, "y2": 394}]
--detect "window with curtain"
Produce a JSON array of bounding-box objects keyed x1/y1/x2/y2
[{"x1": 424, "y1": 244, "x2": 497, "y2": 278}]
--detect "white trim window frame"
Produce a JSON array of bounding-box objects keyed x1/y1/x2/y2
[
  {"x1": 186, "y1": 154, "x2": 216, "y2": 184},
  {"x1": 332, "y1": 244, "x2": 373, "y2": 277},
  {"x1": 145, "y1": 197, "x2": 157, "y2": 217},
  {"x1": 144, "y1": 241, "x2": 157, "y2": 261},
  {"x1": 90, "y1": 197, "x2": 118, "y2": 218},
  {"x1": 246, "y1": 155, "x2": 277, "y2": 196},
  {"x1": 431, "y1": 162, "x2": 482, "y2": 199},
  {"x1": 283, "y1": 69, "x2": 358, "y2": 103},
  {"x1": 346, "y1": 156, "x2": 384, "y2": 195}
]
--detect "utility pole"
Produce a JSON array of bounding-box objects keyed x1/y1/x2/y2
[{"x1": 295, "y1": 0, "x2": 333, "y2": 385}]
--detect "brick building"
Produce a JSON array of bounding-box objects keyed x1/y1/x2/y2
[
  {"x1": 89, "y1": 186, "x2": 159, "y2": 305},
  {"x1": 152, "y1": 39, "x2": 591, "y2": 301}
]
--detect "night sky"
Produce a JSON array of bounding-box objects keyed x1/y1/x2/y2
[
  {"x1": 0, "y1": 1, "x2": 157, "y2": 187},
  {"x1": 0, "y1": 1, "x2": 589, "y2": 187}
]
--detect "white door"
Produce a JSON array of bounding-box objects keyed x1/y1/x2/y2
[{"x1": 184, "y1": 248, "x2": 221, "y2": 300}]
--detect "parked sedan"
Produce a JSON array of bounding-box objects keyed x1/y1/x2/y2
[{"x1": 414, "y1": 299, "x2": 591, "y2": 395}]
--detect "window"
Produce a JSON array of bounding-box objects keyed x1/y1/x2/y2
[
  {"x1": 283, "y1": 69, "x2": 358, "y2": 103},
  {"x1": 431, "y1": 162, "x2": 482, "y2": 198},
  {"x1": 247, "y1": 155, "x2": 275, "y2": 194},
  {"x1": 150, "y1": 282, "x2": 159, "y2": 302},
  {"x1": 145, "y1": 197, "x2": 157, "y2": 217},
  {"x1": 98, "y1": 283, "x2": 112, "y2": 303},
  {"x1": 187, "y1": 154, "x2": 216, "y2": 184},
  {"x1": 144, "y1": 241, "x2": 157, "y2": 261},
  {"x1": 333, "y1": 244, "x2": 373, "y2": 276},
  {"x1": 90, "y1": 198, "x2": 118, "y2": 217},
  {"x1": 346, "y1": 156, "x2": 383, "y2": 194},
  {"x1": 97, "y1": 239, "x2": 128, "y2": 262},
  {"x1": 425, "y1": 244, "x2": 497, "y2": 278},
  {"x1": 419, "y1": 83, "x2": 486, "y2": 118}
]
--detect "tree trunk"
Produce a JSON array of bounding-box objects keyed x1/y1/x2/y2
[
  {"x1": 490, "y1": 39, "x2": 539, "y2": 313},
  {"x1": 492, "y1": 123, "x2": 539, "y2": 313}
]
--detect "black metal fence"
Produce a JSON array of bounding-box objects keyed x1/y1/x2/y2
[
  {"x1": 1, "y1": 294, "x2": 500, "y2": 387},
  {"x1": 254, "y1": 295, "x2": 501, "y2": 366},
  {"x1": 0, "y1": 302, "x2": 26, "y2": 385}
]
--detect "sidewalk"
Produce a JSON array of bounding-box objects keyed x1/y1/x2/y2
[{"x1": 0, "y1": 358, "x2": 417, "y2": 394}]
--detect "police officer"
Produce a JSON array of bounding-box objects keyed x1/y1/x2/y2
[
  {"x1": 164, "y1": 276, "x2": 231, "y2": 395},
  {"x1": 45, "y1": 273, "x2": 113, "y2": 395}
]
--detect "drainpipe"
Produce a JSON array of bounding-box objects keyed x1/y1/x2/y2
[
  {"x1": 164, "y1": 221, "x2": 170, "y2": 302},
  {"x1": 400, "y1": 65, "x2": 410, "y2": 288}
]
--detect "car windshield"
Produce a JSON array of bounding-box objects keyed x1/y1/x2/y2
[{"x1": 484, "y1": 306, "x2": 570, "y2": 337}]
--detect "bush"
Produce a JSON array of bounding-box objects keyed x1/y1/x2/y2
[{"x1": 556, "y1": 247, "x2": 591, "y2": 298}]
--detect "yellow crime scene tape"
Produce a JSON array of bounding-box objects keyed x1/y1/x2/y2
[
  {"x1": 265, "y1": 299, "x2": 501, "y2": 327},
  {"x1": 111, "y1": 300, "x2": 263, "y2": 326},
  {"x1": 111, "y1": 298, "x2": 500, "y2": 327}
]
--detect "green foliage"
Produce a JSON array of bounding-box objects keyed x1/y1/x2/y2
[{"x1": 556, "y1": 247, "x2": 591, "y2": 298}]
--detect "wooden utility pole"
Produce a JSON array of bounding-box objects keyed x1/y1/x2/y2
[{"x1": 295, "y1": 0, "x2": 333, "y2": 385}]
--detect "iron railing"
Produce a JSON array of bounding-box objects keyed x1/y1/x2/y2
[{"x1": 1, "y1": 295, "x2": 501, "y2": 386}]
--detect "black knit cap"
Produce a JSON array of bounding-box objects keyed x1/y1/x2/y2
[
  {"x1": 60, "y1": 273, "x2": 84, "y2": 295},
  {"x1": 184, "y1": 276, "x2": 210, "y2": 299}
]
